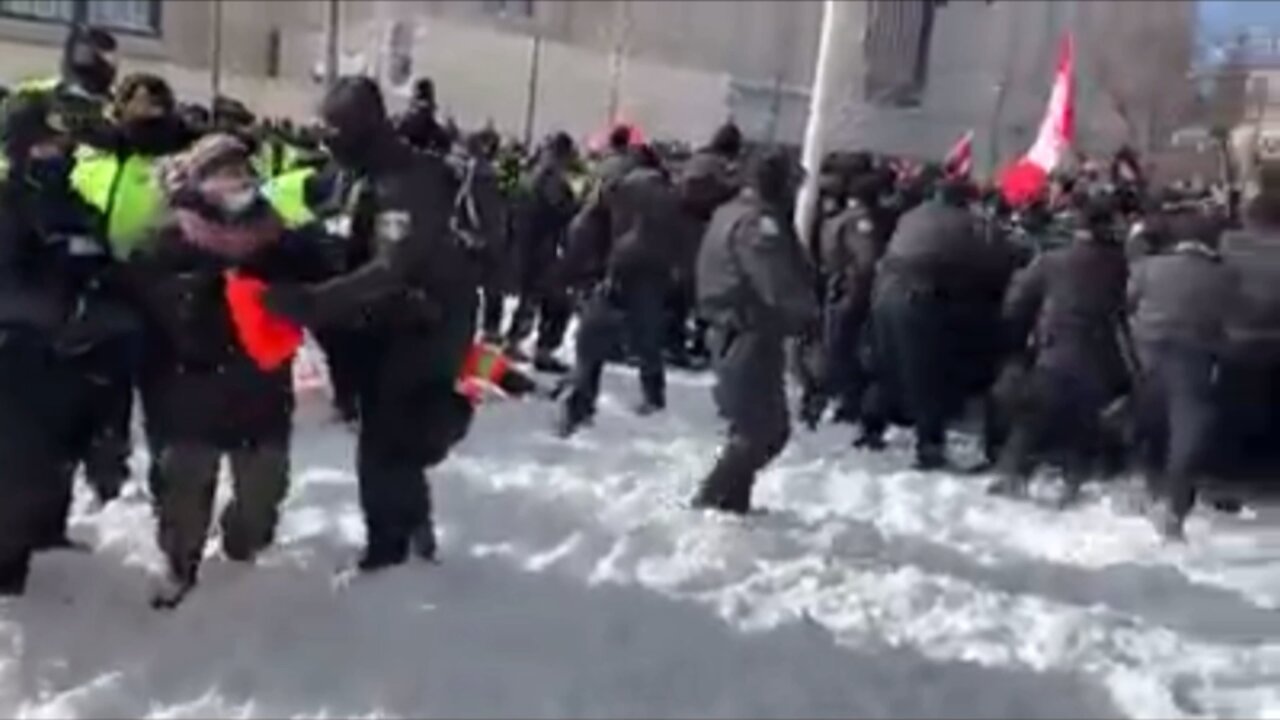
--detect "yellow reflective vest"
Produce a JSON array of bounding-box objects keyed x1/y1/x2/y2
[
  {"x1": 71, "y1": 146, "x2": 168, "y2": 260},
  {"x1": 263, "y1": 166, "x2": 318, "y2": 230}
]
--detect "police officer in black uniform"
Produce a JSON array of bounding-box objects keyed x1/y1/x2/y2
[
  {"x1": 264, "y1": 77, "x2": 477, "y2": 572},
  {"x1": 1129, "y1": 213, "x2": 1241, "y2": 540},
  {"x1": 556, "y1": 143, "x2": 684, "y2": 436},
  {"x1": 670, "y1": 122, "x2": 743, "y2": 366},
  {"x1": 505, "y1": 133, "x2": 579, "y2": 372},
  {"x1": 0, "y1": 93, "x2": 131, "y2": 592},
  {"x1": 691, "y1": 149, "x2": 818, "y2": 515},
  {"x1": 862, "y1": 175, "x2": 1010, "y2": 469},
  {"x1": 988, "y1": 194, "x2": 1131, "y2": 506},
  {"x1": 813, "y1": 162, "x2": 887, "y2": 429}
]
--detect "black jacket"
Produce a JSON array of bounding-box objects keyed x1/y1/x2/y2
[
  {"x1": 513, "y1": 159, "x2": 578, "y2": 287},
  {"x1": 1004, "y1": 234, "x2": 1129, "y2": 388},
  {"x1": 561, "y1": 165, "x2": 684, "y2": 287},
  {"x1": 697, "y1": 189, "x2": 817, "y2": 338},
  {"x1": 297, "y1": 135, "x2": 477, "y2": 385},
  {"x1": 878, "y1": 198, "x2": 1009, "y2": 303},
  {"x1": 820, "y1": 200, "x2": 882, "y2": 324},
  {"x1": 1128, "y1": 241, "x2": 1240, "y2": 357},
  {"x1": 678, "y1": 150, "x2": 740, "y2": 223},
  {"x1": 0, "y1": 173, "x2": 131, "y2": 350},
  {"x1": 132, "y1": 215, "x2": 327, "y2": 448},
  {"x1": 1221, "y1": 223, "x2": 1280, "y2": 361}
]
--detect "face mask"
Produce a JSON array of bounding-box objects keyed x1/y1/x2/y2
[
  {"x1": 219, "y1": 187, "x2": 259, "y2": 215},
  {"x1": 71, "y1": 59, "x2": 116, "y2": 98},
  {"x1": 324, "y1": 132, "x2": 367, "y2": 169},
  {"x1": 26, "y1": 155, "x2": 74, "y2": 189}
]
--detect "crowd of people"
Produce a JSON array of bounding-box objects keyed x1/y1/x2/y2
[{"x1": 0, "y1": 24, "x2": 1275, "y2": 611}]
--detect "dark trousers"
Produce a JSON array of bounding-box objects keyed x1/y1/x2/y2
[
  {"x1": 506, "y1": 246, "x2": 569, "y2": 355},
  {"x1": 314, "y1": 328, "x2": 366, "y2": 422},
  {"x1": 355, "y1": 308, "x2": 476, "y2": 558},
  {"x1": 1215, "y1": 358, "x2": 1280, "y2": 478},
  {"x1": 997, "y1": 364, "x2": 1110, "y2": 485},
  {"x1": 479, "y1": 286, "x2": 506, "y2": 340},
  {"x1": 864, "y1": 284, "x2": 951, "y2": 455},
  {"x1": 69, "y1": 339, "x2": 136, "y2": 503},
  {"x1": 664, "y1": 278, "x2": 708, "y2": 361},
  {"x1": 565, "y1": 276, "x2": 667, "y2": 422},
  {"x1": 155, "y1": 441, "x2": 290, "y2": 580},
  {"x1": 0, "y1": 331, "x2": 79, "y2": 593},
  {"x1": 696, "y1": 327, "x2": 791, "y2": 511},
  {"x1": 821, "y1": 295, "x2": 869, "y2": 419},
  {"x1": 1136, "y1": 342, "x2": 1219, "y2": 519},
  {"x1": 507, "y1": 288, "x2": 571, "y2": 354}
]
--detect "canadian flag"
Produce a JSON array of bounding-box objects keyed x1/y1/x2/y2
[
  {"x1": 999, "y1": 33, "x2": 1075, "y2": 205},
  {"x1": 944, "y1": 129, "x2": 974, "y2": 178}
]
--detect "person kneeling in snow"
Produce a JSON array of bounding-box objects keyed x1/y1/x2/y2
[{"x1": 130, "y1": 134, "x2": 327, "y2": 608}]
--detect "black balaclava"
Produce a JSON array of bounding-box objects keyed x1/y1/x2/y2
[
  {"x1": 608, "y1": 125, "x2": 633, "y2": 154},
  {"x1": 320, "y1": 76, "x2": 390, "y2": 171},
  {"x1": 62, "y1": 25, "x2": 117, "y2": 100},
  {"x1": 413, "y1": 78, "x2": 437, "y2": 113},
  {"x1": 708, "y1": 121, "x2": 743, "y2": 159},
  {"x1": 749, "y1": 148, "x2": 799, "y2": 214},
  {"x1": 3, "y1": 92, "x2": 75, "y2": 195}
]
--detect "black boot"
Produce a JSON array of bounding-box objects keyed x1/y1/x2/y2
[
  {"x1": 411, "y1": 521, "x2": 438, "y2": 563},
  {"x1": 914, "y1": 444, "x2": 948, "y2": 471},
  {"x1": 555, "y1": 399, "x2": 591, "y2": 439},
  {"x1": 1149, "y1": 501, "x2": 1187, "y2": 543},
  {"x1": 0, "y1": 553, "x2": 30, "y2": 597},
  {"x1": 987, "y1": 474, "x2": 1029, "y2": 499},
  {"x1": 690, "y1": 449, "x2": 754, "y2": 516},
  {"x1": 534, "y1": 350, "x2": 570, "y2": 375},
  {"x1": 151, "y1": 559, "x2": 198, "y2": 610},
  {"x1": 358, "y1": 534, "x2": 409, "y2": 573},
  {"x1": 637, "y1": 374, "x2": 666, "y2": 417},
  {"x1": 412, "y1": 484, "x2": 439, "y2": 563}
]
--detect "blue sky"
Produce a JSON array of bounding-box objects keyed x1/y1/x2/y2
[{"x1": 1199, "y1": 0, "x2": 1280, "y2": 39}]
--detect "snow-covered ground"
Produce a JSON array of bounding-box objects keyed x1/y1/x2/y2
[{"x1": 3, "y1": 364, "x2": 1280, "y2": 719}]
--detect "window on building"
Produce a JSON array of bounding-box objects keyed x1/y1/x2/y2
[
  {"x1": 481, "y1": 0, "x2": 534, "y2": 19},
  {"x1": 0, "y1": 0, "x2": 74, "y2": 23},
  {"x1": 84, "y1": 0, "x2": 159, "y2": 35},
  {"x1": 863, "y1": 0, "x2": 938, "y2": 108},
  {"x1": 0, "y1": 0, "x2": 160, "y2": 35}
]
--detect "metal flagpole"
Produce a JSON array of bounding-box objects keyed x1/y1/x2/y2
[
  {"x1": 324, "y1": 0, "x2": 341, "y2": 88},
  {"x1": 523, "y1": 34, "x2": 543, "y2": 148},
  {"x1": 795, "y1": 0, "x2": 840, "y2": 244}
]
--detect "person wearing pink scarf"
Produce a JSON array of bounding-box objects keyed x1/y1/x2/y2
[{"x1": 129, "y1": 133, "x2": 328, "y2": 609}]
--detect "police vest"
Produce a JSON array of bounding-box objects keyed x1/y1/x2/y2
[
  {"x1": 263, "y1": 166, "x2": 318, "y2": 230},
  {"x1": 253, "y1": 139, "x2": 304, "y2": 181},
  {"x1": 71, "y1": 147, "x2": 167, "y2": 260}
]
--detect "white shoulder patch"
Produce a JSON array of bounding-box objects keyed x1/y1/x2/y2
[
  {"x1": 326, "y1": 215, "x2": 353, "y2": 239},
  {"x1": 758, "y1": 216, "x2": 780, "y2": 236},
  {"x1": 376, "y1": 211, "x2": 412, "y2": 244}
]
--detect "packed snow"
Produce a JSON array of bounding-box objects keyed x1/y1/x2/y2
[{"x1": 3, "y1": 360, "x2": 1280, "y2": 719}]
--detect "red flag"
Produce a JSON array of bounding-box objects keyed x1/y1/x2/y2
[
  {"x1": 944, "y1": 130, "x2": 974, "y2": 178},
  {"x1": 224, "y1": 271, "x2": 304, "y2": 372},
  {"x1": 999, "y1": 33, "x2": 1075, "y2": 205}
]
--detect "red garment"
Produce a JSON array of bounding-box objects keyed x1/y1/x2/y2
[
  {"x1": 224, "y1": 271, "x2": 304, "y2": 371},
  {"x1": 456, "y1": 342, "x2": 512, "y2": 405}
]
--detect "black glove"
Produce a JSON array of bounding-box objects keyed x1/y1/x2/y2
[{"x1": 262, "y1": 283, "x2": 318, "y2": 326}]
